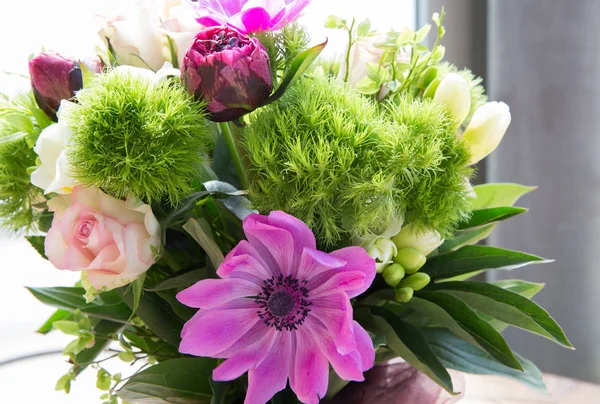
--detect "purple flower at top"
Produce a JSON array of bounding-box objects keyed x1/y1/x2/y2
[
  {"x1": 177, "y1": 210, "x2": 376, "y2": 404},
  {"x1": 189, "y1": 0, "x2": 311, "y2": 34}
]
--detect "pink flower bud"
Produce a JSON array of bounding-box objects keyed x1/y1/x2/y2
[
  {"x1": 181, "y1": 26, "x2": 272, "y2": 122},
  {"x1": 29, "y1": 52, "x2": 100, "y2": 121}
]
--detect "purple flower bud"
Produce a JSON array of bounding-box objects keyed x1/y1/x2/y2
[
  {"x1": 181, "y1": 26, "x2": 273, "y2": 122},
  {"x1": 29, "y1": 52, "x2": 97, "y2": 121}
]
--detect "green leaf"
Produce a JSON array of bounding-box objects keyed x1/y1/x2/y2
[
  {"x1": 491, "y1": 279, "x2": 545, "y2": 299},
  {"x1": 25, "y1": 235, "x2": 48, "y2": 260},
  {"x1": 37, "y1": 309, "x2": 72, "y2": 334},
  {"x1": 370, "y1": 306, "x2": 455, "y2": 394},
  {"x1": 415, "y1": 24, "x2": 432, "y2": 43},
  {"x1": 116, "y1": 289, "x2": 184, "y2": 347},
  {"x1": 27, "y1": 287, "x2": 131, "y2": 322},
  {"x1": 74, "y1": 320, "x2": 123, "y2": 376},
  {"x1": 97, "y1": 368, "x2": 112, "y2": 391},
  {"x1": 421, "y1": 246, "x2": 550, "y2": 280},
  {"x1": 438, "y1": 224, "x2": 495, "y2": 253},
  {"x1": 147, "y1": 268, "x2": 207, "y2": 292},
  {"x1": 357, "y1": 19, "x2": 372, "y2": 37},
  {"x1": 203, "y1": 180, "x2": 253, "y2": 220},
  {"x1": 325, "y1": 15, "x2": 346, "y2": 29},
  {"x1": 355, "y1": 77, "x2": 382, "y2": 95},
  {"x1": 424, "y1": 328, "x2": 546, "y2": 391},
  {"x1": 53, "y1": 320, "x2": 80, "y2": 335},
  {"x1": 472, "y1": 183, "x2": 537, "y2": 210},
  {"x1": 457, "y1": 207, "x2": 528, "y2": 230},
  {"x1": 183, "y1": 218, "x2": 225, "y2": 269},
  {"x1": 117, "y1": 357, "x2": 217, "y2": 403},
  {"x1": 131, "y1": 273, "x2": 146, "y2": 316},
  {"x1": 426, "y1": 282, "x2": 573, "y2": 348},
  {"x1": 265, "y1": 40, "x2": 328, "y2": 105},
  {"x1": 417, "y1": 291, "x2": 522, "y2": 371},
  {"x1": 156, "y1": 289, "x2": 196, "y2": 321}
]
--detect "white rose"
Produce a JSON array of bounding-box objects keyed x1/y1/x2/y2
[
  {"x1": 159, "y1": 0, "x2": 202, "y2": 67},
  {"x1": 30, "y1": 102, "x2": 77, "y2": 194},
  {"x1": 434, "y1": 73, "x2": 471, "y2": 124},
  {"x1": 97, "y1": 0, "x2": 167, "y2": 71},
  {"x1": 462, "y1": 102, "x2": 511, "y2": 164}
]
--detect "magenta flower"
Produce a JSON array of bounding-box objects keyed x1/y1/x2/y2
[
  {"x1": 181, "y1": 26, "x2": 272, "y2": 122},
  {"x1": 177, "y1": 211, "x2": 376, "y2": 404},
  {"x1": 189, "y1": 0, "x2": 311, "y2": 34}
]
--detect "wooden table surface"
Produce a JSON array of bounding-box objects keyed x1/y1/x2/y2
[{"x1": 461, "y1": 373, "x2": 600, "y2": 403}]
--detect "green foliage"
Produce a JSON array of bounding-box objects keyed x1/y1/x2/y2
[
  {"x1": 244, "y1": 76, "x2": 472, "y2": 247},
  {"x1": 0, "y1": 92, "x2": 50, "y2": 233},
  {"x1": 437, "y1": 62, "x2": 487, "y2": 125},
  {"x1": 67, "y1": 71, "x2": 213, "y2": 205}
]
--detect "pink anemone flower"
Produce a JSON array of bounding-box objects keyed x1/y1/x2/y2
[
  {"x1": 177, "y1": 211, "x2": 376, "y2": 404},
  {"x1": 189, "y1": 0, "x2": 311, "y2": 34}
]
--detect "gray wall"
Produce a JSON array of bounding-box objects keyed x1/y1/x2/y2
[
  {"x1": 488, "y1": 0, "x2": 600, "y2": 383},
  {"x1": 422, "y1": 0, "x2": 600, "y2": 383}
]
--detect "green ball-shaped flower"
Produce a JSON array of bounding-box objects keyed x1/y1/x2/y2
[
  {"x1": 243, "y1": 75, "x2": 472, "y2": 248},
  {"x1": 67, "y1": 68, "x2": 213, "y2": 205}
]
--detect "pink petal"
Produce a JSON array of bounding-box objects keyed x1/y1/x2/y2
[
  {"x1": 267, "y1": 211, "x2": 317, "y2": 276},
  {"x1": 271, "y1": 0, "x2": 311, "y2": 30},
  {"x1": 290, "y1": 327, "x2": 329, "y2": 404},
  {"x1": 330, "y1": 247, "x2": 376, "y2": 298},
  {"x1": 179, "y1": 308, "x2": 259, "y2": 357},
  {"x1": 217, "y1": 240, "x2": 273, "y2": 281},
  {"x1": 309, "y1": 270, "x2": 366, "y2": 299},
  {"x1": 213, "y1": 327, "x2": 277, "y2": 381},
  {"x1": 310, "y1": 293, "x2": 355, "y2": 354},
  {"x1": 231, "y1": 8, "x2": 273, "y2": 33},
  {"x1": 243, "y1": 213, "x2": 294, "y2": 277},
  {"x1": 296, "y1": 247, "x2": 346, "y2": 282},
  {"x1": 181, "y1": 310, "x2": 204, "y2": 339},
  {"x1": 352, "y1": 320, "x2": 375, "y2": 371},
  {"x1": 307, "y1": 317, "x2": 364, "y2": 381},
  {"x1": 62, "y1": 244, "x2": 94, "y2": 270},
  {"x1": 45, "y1": 225, "x2": 67, "y2": 269},
  {"x1": 245, "y1": 332, "x2": 292, "y2": 404},
  {"x1": 176, "y1": 278, "x2": 259, "y2": 309}
]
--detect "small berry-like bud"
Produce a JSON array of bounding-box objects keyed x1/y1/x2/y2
[{"x1": 382, "y1": 263, "x2": 405, "y2": 287}]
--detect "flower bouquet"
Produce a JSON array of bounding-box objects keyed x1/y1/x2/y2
[{"x1": 0, "y1": 0, "x2": 572, "y2": 403}]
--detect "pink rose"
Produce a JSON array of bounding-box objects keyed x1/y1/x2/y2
[{"x1": 45, "y1": 186, "x2": 161, "y2": 291}]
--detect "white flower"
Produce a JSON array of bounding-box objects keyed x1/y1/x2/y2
[
  {"x1": 159, "y1": 0, "x2": 202, "y2": 67},
  {"x1": 391, "y1": 223, "x2": 444, "y2": 256},
  {"x1": 112, "y1": 62, "x2": 180, "y2": 84},
  {"x1": 97, "y1": 1, "x2": 167, "y2": 71},
  {"x1": 338, "y1": 35, "x2": 410, "y2": 86},
  {"x1": 97, "y1": 0, "x2": 201, "y2": 71},
  {"x1": 462, "y1": 102, "x2": 511, "y2": 164},
  {"x1": 434, "y1": 73, "x2": 471, "y2": 124},
  {"x1": 30, "y1": 102, "x2": 77, "y2": 194},
  {"x1": 366, "y1": 237, "x2": 398, "y2": 273}
]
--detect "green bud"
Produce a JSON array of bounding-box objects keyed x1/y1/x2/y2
[
  {"x1": 418, "y1": 66, "x2": 438, "y2": 90},
  {"x1": 395, "y1": 287, "x2": 414, "y2": 303},
  {"x1": 382, "y1": 263, "x2": 405, "y2": 287},
  {"x1": 431, "y1": 45, "x2": 446, "y2": 62},
  {"x1": 394, "y1": 248, "x2": 426, "y2": 274},
  {"x1": 399, "y1": 272, "x2": 431, "y2": 291},
  {"x1": 423, "y1": 78, "x2": 441, "y2": 99}
]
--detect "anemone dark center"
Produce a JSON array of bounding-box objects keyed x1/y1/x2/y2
[
  {"x1": 255, "y1": 274, "x2": 313, "y2": 332},
  {"x1": 268, "y1": 290, "x2": 296, "y2": 317}
]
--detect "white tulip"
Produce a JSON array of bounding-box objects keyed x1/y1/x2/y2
[
  {"x1": 31, "y1": 103, "x2": 76, "y2": 194},
  {"x1": 434, "y1": 73, "x2": 471, "y2": 124},
  {"x1": 462, "y1": 102, "x2": 511, "y2": 164},
  {"x1": 391, "y1": 223, "x2": 444, "y2": 256},
  {"x1": 112, "y1": 62, "x2": 180, "y2": 84}
]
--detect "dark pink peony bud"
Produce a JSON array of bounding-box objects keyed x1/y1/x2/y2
[
  {"x1": 181, "y1": 26, "x2": 273, "y2": 122},
  {"x1": 29, "y1": 52, "x2": 99, "y2": 121}
]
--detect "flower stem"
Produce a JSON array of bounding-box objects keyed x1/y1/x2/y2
[
  {"x1": 219, "y1": 121, "x2": 247, "y2": 190},
  {"x1": 343, "y1": 18, "x2": 356, "y2": 83}
]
